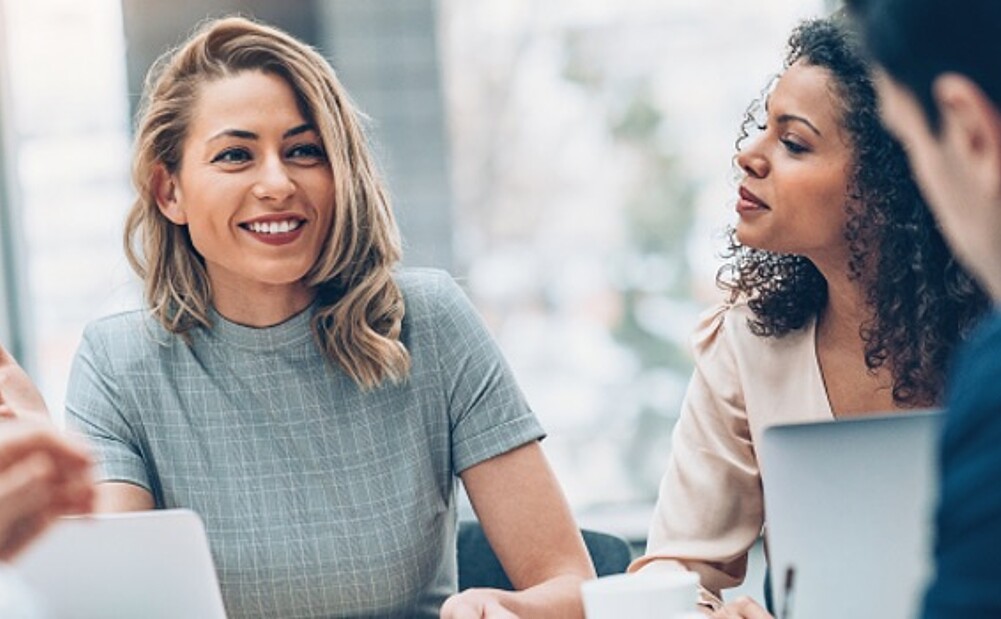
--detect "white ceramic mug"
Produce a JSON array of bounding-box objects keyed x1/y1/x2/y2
[{"x1": 581, "y1": 571, "x2": 699, "y2": 619}]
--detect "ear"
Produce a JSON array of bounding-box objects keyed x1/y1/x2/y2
[
  {"x1": 151, "y1": 163, "x2": 187, "y2": 225},
  {"x1": 934, "y1": 73, "x2": 1001, "y2": 199}
]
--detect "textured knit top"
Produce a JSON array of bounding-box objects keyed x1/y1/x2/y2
[{"x1": 66, "y1": 268, "x2": 545, "y2": 619}]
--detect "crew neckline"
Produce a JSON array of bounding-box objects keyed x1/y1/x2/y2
[{"x1": 207, "y1": 304, "x2": 316, "y2": 351}]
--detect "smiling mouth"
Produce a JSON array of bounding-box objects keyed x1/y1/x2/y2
[{"x1": 239, "y1": 219, "x2": 305, "y2": 235}]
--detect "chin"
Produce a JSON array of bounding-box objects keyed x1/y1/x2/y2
[
  {"x1": 245, "y1": 271, "x2": 311, "y2": 291},
  {"x1": 255, "y1": 260, "x2": 315, "y2": 282},
  {"x1": 734, "y1": 230, "x2": 782, "y2": 255},
  {"x1": 734, "y1": 225, "x2": 760, "y2": 248}
]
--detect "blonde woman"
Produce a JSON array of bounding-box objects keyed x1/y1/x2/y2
[{"x1": 65, "y1": 17, "x2": 592, "y2": 619}]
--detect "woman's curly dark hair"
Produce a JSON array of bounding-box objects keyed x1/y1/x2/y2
[{"x1": 716, "y1": 15, "x2": 988, "y2": 407}]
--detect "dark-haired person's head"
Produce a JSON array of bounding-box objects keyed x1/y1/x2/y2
[
  {"x1": 721, "y1": 15, "x2": 986, "y2": 407},
  {"x1": 846, "y1": 0, "x2": 1001, "y2": 301}
]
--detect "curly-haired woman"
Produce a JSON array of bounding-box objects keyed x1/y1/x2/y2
[
  {"x1": 64, "y1": 16, "x2": 593, "y2": 619},
  {"x1": 629, "y1": 15, "x2": 987, "y2": 617}
]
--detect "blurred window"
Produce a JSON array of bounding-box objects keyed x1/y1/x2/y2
[
  {"x1": 0, "y1": 0, "x2": 135, "y2": 418},
  {"x1": 439, "y1": 0, "x2": 824, "y2": 531}
]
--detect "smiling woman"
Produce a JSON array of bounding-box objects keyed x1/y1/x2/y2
[
  {"x1": 152, "y1": 71, "x2": 335, "y2": 327},
  {"x1": 64, "y1": 16, "x2": 594, "y2": 619}
]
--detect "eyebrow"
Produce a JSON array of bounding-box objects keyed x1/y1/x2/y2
[
  {"x1": 776, "y1": 114, "x2": 822, "y2": 137},
  {"x1": 207, "y1": 123, "x2": 316, "y2": 142}
]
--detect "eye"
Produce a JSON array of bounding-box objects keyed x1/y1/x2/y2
[
  {"x1": 286, "y1": 142, "x2": 326, "y2": 164},
  {"x1": 780, "y1": 136, "x2": 810, "y2": 155},
  {"x1": 210, "y1": 147, "x2": 252, "y2": 165}
]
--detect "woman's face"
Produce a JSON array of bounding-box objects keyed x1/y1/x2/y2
[
  {"x1": 155, "y1": 69, "x2": 335, "y2": 308},
  {"x1": 734, "y1": 61, "x2": 855, "y2": 268}
]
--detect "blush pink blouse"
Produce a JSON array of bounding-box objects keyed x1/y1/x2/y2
[{"x1": 629, "y1": 302, "x2": 834, "y2": 607}]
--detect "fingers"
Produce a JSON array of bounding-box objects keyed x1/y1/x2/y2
[
  {"x1": 481, "y1": 600, "x2": 519, "y2": 619},
  {"x1": 440, "y1": 591, "x2": 521, "y2": 619},
  {"x1": 0, "y1": 423, "x2": 93, "y2": 472},
  {"x1": 0, "y1": 350, "x2": 97, "y2": 560},
  {"x1": 0, "y1": 423, "x2": 96, "y2": 559},
  {"x1": 0, "y1": 344, "x2": 50, "y2": 420},
  {"x1": 712, "y1": 597, "x2": 773, "y2": 619},
  {"x1": 0, "y1": 452, "x2": 59, "y2": 560},
  {"x1": 16, "y1": 428, "x2": 96, "y2": 513},
  {"x1": 0, "y1": 504, "x2": 59, "y2": 561},
  {"x1": 439, "y1": 594, "x2": 480, "y2": 619}
]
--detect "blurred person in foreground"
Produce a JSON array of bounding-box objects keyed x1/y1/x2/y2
[
  {"x1": 628, "y1": 14, "x2": 987, "y2": 618},
  {"x1": 846, "y1": 0, "x2": 1001, "y2": 616},
  {"x1": 64, "y1": 16, "x2": 593, "y2": 619},
  {"x1": 0, "y1": 345, "x2": 94, "y2": 561}
]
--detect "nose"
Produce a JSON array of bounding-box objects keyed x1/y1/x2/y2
[
  {"x1": 736, "y1": 134, "x2": 769, "y2": 179},
  {"x1": 251, "y1": 155, "x2": 296, "y2": 203}
]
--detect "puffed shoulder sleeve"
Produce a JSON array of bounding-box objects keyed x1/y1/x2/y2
[
  {"x1": 629, "y1": 303, "x2": 762, "y2": 607},
  {"x1": 422, "y1": 272, "x2": 546, "y2": 475},
  {"x1": 64, "y1": 322, "x2": 151, "y2": 492}
]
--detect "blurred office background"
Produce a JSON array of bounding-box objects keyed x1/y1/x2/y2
[{"x1": 0, "y1": 0, "x2": 834, "y2": 555}]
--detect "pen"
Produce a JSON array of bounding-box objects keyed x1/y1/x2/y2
[{"x1": 780, "y1": 566, "x2": 796, "y2": 619}]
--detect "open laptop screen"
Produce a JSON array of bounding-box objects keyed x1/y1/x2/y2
[
  {"x1": 759, "y1": 410, "x2": 941, "y2": 619},
  {"x1": 12, "y1": 508, "x2": 228, "y2": 619}
]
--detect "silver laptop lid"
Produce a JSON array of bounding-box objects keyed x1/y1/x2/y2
[
  {"x1": 12, "y1": 508, "x2": 227, "y2": 619},
  {"x1": 760, "y1": 410, "x2": 942, "y2": 619}
]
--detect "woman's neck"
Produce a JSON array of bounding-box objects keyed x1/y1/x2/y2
[
  {"x1": 817, "y1": 270, "x2": 869, "y2": 345},
  {"x1": 211, "y1": 280, "x2": 315, "y2": 328},
  {"x1": 807, "y1": 248, "x2": 870, "y2": 343},
  {"x1": 812, "y1": 260, "x2": 901, "y2": 416}
]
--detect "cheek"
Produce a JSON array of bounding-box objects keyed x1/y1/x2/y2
[
  {"x1": 305, "y1": 173, "x2": 335, "y2": 207},
  {"x1": 182, "y1": 209, "x2": 221, "y2": 242},
  {"x1": 178, "y1": 202, "x2": 230, "y2": 260},
  {"x1": 178, "y1": 180, "x2": 234, "y2": 231},
  {"x1": 182, "y1": 223, "x2": 217, "y2": 263},
  {"x1": 785, "y1": 172, "x2": 849, "y2": 221},
  {"x1": 308, "y1": 186, "x2": 336, "y2": 230}
]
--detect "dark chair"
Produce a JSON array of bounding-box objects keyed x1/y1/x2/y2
[{"x1": 457, "y1": 520, "x2": 634, "y2": 591}]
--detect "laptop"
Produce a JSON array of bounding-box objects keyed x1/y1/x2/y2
[
  {"x1": 759, "y1": 410, "x2": 942, "y2": 619},
  {"x1": 11, "y1": 509, "x2": 228, "y2": 619}
]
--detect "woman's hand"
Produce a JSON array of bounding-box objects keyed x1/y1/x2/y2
[
  {"x1": 440, "y1": 589, "x2": 520, "y2": 619},
  {"x1": 711, "y1": 596, "x2": 773, "y2": 618},
  {"x1": 0, "y1": 344, "x2": 94, "y2": 559},
  {"x1": 0, "y1": 422, "x2": 95, "y2": 559}
]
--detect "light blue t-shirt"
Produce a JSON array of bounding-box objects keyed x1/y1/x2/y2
[{"x1": 66, "y1": 268, "x2": 544, "y2": 619}]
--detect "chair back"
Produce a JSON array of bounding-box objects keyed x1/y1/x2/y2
[{"x1": 457, "y1": 520, "x2": 633, "y2": 591}]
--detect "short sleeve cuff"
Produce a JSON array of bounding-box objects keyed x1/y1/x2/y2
[
  {"x1": 452, "y1": 414, "x2": 546, "y2": 474},
  {"x1": 86, "y1": 437, "x2": 152, "y2": 492}
]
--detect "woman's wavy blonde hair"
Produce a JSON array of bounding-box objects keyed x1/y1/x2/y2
[{"x1": 126, "y1": 16, "x2": 410, "y2": 389}]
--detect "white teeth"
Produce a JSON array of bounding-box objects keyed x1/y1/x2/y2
[{"x1": 247, "y1": 219, "x2": 302, "y2": 234}]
